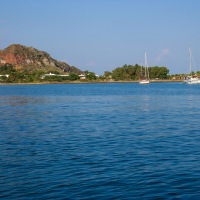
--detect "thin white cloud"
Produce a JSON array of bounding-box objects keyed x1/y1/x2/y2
[{"x1": 156, "y1": 48, "x2": 169, "y2": 62}]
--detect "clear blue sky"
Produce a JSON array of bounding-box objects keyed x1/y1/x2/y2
[{"x1": 0, "y1": 0, "x2": 200, "y2": 75}]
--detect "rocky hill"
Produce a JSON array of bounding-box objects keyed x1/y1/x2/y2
[{"x1": 0, "y1": 44, "x2": 82, "y2": 74}]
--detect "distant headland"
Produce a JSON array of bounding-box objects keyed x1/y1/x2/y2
[{"x1": 0, "y1": 44, "x2": 192, "y2": 84}]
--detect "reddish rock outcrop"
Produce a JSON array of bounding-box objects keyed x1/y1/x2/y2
[{"x1": 0, "y1": 44, "x2": 82, "y2": 74}]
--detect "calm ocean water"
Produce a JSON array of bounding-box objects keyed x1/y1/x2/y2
[{"x1": 1, "y1": 82, "x2": 200, "y2": 199}]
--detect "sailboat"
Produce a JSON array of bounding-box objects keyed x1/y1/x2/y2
[
  {"x1": 183, "y1": 47, "x2": 200, "y2": 84},
  {"x1": 139, "y1": 51, "x2": 150, "y2": 84}
]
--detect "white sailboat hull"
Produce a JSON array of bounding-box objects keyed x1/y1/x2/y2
[
  {"x1": 139, "y1": 79, "x2": 150, "y2": 84},
  {"x1": 184, "y1": 77, "x2": 200, "y2": 84}
]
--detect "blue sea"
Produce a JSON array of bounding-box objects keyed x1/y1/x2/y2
[{"x1": 1, "y1": 82, "x2": 200, "y2": 199}]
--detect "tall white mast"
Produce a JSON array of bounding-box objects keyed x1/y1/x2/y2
[
  {"x1": 144, "y1": 51, "x2": 147, "y2": 77},
  {"x1": 189, "y1": 46, "x2": 192, "y2": 74},
  {"x1": 144, "y1": 51, "x2": 149, "y2": 79}
]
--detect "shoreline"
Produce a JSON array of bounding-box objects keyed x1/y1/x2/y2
[{"x1": 0, "y1": 79, "x2": 183, "y2": 85}]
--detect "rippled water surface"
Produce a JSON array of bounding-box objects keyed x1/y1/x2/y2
[{"x1": 1, "y1": 83, "x2": 200, "y2": 199}]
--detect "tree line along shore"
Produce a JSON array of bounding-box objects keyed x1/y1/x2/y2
[{"x1": 0, "y1": 64, "x2": 193, "y2": 84}]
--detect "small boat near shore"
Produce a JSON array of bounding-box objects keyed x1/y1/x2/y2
[
  {"x1": 183, "y1": 47, "x2": 200, "y2": 84},
  {"x1": 183, "y1": 75, "x2": 200, "y2": 84},
  {"x1": 139, "y1": 79, "x2": 150, "y2": 84}
]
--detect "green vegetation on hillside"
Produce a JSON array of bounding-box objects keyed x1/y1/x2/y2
[
  {"x1": 0, "y1": 64, "x2": 81, "y2": 83},
  {"x1": 0, "y1": 64, "x2": 17, "y2": 74}
]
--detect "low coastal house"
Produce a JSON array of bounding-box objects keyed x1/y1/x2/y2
[
  {"x1": 40, "y1": 73, "x2": 69, "y2": 79},
  {"x1": 79, "y1": 74, "x2": 86, "y2": 80},
  {"x1": 40, "y1": 73, "x2": 87, "y2": 80}
]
